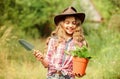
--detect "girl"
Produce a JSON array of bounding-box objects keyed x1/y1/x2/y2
[{"x1": 34, "y1": 6, "x2": 87, "y2": 79}]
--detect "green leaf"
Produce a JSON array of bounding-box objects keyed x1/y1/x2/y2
[{"x1": 70, "y1": 45, "x2": 92, "y2": 59}]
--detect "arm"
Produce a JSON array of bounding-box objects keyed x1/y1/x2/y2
[
  {"x1": 73, "y1": 40, "x2": 88, "y2": 77},
  {"x1": 33, "y1": 50, "x2": 49, "y2": 68},
  {"x1": 33, "y1": 38, "x2": 56, "y2": 68}
]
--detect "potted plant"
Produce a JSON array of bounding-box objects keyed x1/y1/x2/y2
[{"x1": 66, "y1": 45, "x2": 91, "y2": 76}]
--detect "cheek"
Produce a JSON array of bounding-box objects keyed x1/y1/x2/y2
[
  {"x1": 73, "y1": 25, "x2": 77, "y2": 28},
  {"x1": 62, "y1": 24, "x2": 67, "y2": 30},
  {"x1": 72, "y1": 26, "x2": 77, "y2": 30}
]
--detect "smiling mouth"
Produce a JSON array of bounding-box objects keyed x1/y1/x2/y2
[
  {"x1": 66, "y1": 29, "x2": 74, "y2": 34},
  {"x1": 67, "y1": 28, "x2": 74, "y2": 31}
]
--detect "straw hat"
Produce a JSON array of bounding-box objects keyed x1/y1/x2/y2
[{"x1": 54, "y1": 6, "x2": 85, "y2": 25}]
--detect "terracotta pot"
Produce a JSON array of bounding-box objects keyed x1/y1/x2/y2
[{"x1": 72, "y1": 57, "x2": 89, "y2": 76}]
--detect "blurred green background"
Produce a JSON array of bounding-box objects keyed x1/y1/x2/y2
[{"x1": 0, "y1": 0, "x2": 120, "y2": 79}]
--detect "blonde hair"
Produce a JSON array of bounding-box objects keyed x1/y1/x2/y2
[{"x1": 46, "y1": 16, "x2": 87, "y2": 49}]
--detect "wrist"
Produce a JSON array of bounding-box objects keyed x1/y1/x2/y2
[{"x1": 39, "y1": 56, "x2": 44, "y2": 61}]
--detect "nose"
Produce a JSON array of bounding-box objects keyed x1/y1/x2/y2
[{"x1": 68, "y1": 23, "x2": 73, "y2": 27}]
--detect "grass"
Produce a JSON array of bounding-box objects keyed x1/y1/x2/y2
[
  {"x1": 0, "y1": 26, "x2": 47, "y2": 79},
  {"x1": 0, "y1": 37, "x2": 47, "y2": 79},
  {"x1": 4, "y1": 61, "x2": 47, "y2": 79},
  {"x1": 0, "y1": 23, "x2": 120, "y2": 79}
]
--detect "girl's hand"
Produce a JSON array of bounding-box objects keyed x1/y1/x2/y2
[
  {"x1": 74, "y1": 73, "x2": 86, "y2": 78},
  {"x1": 33, "y1": 50, "x2": 44, "y2": 61},
  {"x1": 33, "y1": 50, "x2": 48, "y2": 68}
]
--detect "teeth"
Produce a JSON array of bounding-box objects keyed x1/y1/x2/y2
[{"x1": 69, "y1": 29, "x2": 72, "y2": 30}]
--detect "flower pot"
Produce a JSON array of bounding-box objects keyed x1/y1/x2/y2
[{"x1": 72, "y1": 57, "x2": 89, "y2": 76}]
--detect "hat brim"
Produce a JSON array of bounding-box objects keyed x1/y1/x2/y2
[{"x1": 54, "y1": 13, "x2": 85, "y2": 25}]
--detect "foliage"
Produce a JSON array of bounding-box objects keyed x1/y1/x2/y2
[
  {"x1": 0, "y1": 0, "x2": 73, "y2": 38},
  {"x1": 91, "y1": 0, "x2": 120, "y2": 20},
  {"x1": 82, "y1": 24, "x2": 120, "y2": 79},
  {"x1": 65, "y1": 45, "x2": 91, "y2": 59},
  {"x1": 69, "y1": 45, "x2": 91, "y2": 59}
]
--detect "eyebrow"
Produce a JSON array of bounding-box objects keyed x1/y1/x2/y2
[{"x1": 65, "y1": 19, "x2": 75, "y2": 21}]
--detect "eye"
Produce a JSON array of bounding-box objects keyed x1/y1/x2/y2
[
  {"x1": 72, "y1": 21, "x2": 77, "y2": 25},
  {"x1": 64, "y1": 21, "x2": 69, "y2": 24}
]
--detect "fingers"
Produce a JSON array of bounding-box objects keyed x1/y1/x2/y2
[
  {"x1": 33, "y1": 50, "x2": 42, "y2": 56},
  {"x1": 33, "y1": 50, "x2": 40, "y2": 55},
  {"x1": 33, "y1": 50, "x2": 44, "y2": 61},
  {"x1": 73, "y1": 73, "x2": 86, "y2": 78},
  {"x1": 76, "y1": 73, "x2": 82, "y2": 77}
]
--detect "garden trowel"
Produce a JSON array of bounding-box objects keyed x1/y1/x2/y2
[{"x1": 18, "y1": 39, "x2": 34, "y2": 51}]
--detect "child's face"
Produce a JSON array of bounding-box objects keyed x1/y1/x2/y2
[{"x1": 62, "y1": 16, "x2": 77, "y2": 35}]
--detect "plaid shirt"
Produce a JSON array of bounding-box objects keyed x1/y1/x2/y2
[{"x1": 45, "y1": 37, "x2": 83, "y2": 77}]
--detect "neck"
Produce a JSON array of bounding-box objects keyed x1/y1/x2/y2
[{"x1": 65, "y1": 33, "x2": 73, "y2": 41}]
